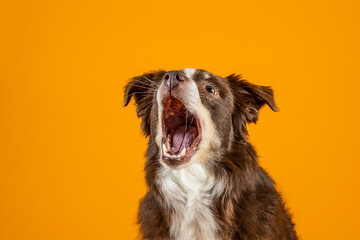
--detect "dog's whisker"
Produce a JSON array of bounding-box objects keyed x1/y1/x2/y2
[
  {"x1": 128, "y1": 91, "x2": 157, "y2": 97},
  {"x1": 131, "y1": 80, "x2": 158, "y2": 88},
  {"x1": 127, "y1": 84, "x2": 158, "y2": 92},
  {"x1": 199, "y1": 93, "x2": 229, "y2": 111},
  {"x1": 143, "y1": 76, "x2": 160, "y2": 86},
  {"x1": 139, "y1": 99, "x2": 154, "y2": 111},
  {"x1": 129, "y1": 84, "x2": 157, "y2": 90}
]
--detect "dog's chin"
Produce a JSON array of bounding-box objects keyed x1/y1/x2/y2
[{"x1": 160, "y1": 96, "x2": 202, "y2": 168}]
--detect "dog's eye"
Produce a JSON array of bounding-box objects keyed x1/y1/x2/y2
[{"x1": 205, "y1": 84, "x2": 217, "y2": 95}]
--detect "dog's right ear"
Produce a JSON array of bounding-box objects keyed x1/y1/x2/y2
[
  {"x1": 123, "y1": 70, "x2": 166, "y2": 136},
  {"x1": 227, "y1": 74, "x2": 278, "y2": 140}
]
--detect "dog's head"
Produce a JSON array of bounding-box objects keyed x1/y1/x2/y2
[{"x1": 124, "y1": 69, "x2": 278, "y2": 169}]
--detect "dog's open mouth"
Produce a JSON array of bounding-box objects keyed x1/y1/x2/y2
[{"x1": 161, "y1": 96, "x2": 202, "y2": 167}]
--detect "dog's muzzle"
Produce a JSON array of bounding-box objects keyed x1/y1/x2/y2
[{"x1": 158, "y1": 71, "x2": 202, "y2": 168}]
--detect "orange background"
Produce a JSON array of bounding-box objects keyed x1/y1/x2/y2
[{"x1": 1, "y1": 0, "x2": 359, "y2": 239}]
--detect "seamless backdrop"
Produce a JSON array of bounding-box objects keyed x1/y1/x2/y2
[{"x1": 1, "y1": 0, "x2": 360, "y2": 239}]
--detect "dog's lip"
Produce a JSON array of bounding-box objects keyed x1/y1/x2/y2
[{"x1": 160, "y1": 96, "x2": 202, "y2": 167}]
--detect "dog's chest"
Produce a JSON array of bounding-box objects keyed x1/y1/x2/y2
[{"x1": 158, "y1": 164, "x2": 218, "y2": 240}]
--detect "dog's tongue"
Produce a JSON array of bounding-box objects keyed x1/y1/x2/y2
[{"x1": 171, "y1": 125, "x2": 197, "y2": 154}]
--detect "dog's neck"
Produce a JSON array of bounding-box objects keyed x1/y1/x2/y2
[
  {"x1": 148, "y1": 138, "x2": 260, "y2": 240},
  {"x1": 157, "y1": 162, "x2": 219, "y2": 240}
]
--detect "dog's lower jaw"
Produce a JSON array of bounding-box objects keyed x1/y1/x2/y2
[{"x1": 157, "y1": 162, "x2": 219, "y2": 240}]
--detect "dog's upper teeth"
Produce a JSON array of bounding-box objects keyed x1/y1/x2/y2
[
  {"x1": 167, "y1": 135, "x2": 171, "y2": 149},
  {"x1": 180, "y1": 148, "x2": 186, "y2": 156}
]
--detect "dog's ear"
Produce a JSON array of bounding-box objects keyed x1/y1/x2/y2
[
  {"x1": 227, "y1": 74, "x2": 278, "y2": 139},
  {"x1": 123, "y1": 70, "x2": 166, "y2": 136}
]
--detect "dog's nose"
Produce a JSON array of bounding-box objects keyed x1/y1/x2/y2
[{"x1": 163, "y1": 71, "x2": 185, "y2": 90}]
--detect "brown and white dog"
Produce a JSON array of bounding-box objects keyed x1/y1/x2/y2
[{"x1": 124, "y1": 69, "x2": 297, "y2": 240}]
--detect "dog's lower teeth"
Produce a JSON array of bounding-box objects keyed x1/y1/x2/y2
[{"x1": 180, "y1": 148, "x2": 186, "y2": 156}]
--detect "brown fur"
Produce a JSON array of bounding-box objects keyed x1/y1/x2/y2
[{"x1": 124, "y1": 69, "x2": 297, "y2": 240}]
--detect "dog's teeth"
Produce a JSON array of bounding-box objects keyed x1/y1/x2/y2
[
  {"x1": 180, "y1": 148, "x2": 186, "y2": 156},
  {"x1": 163, "y1": 143, "x2": 172, "y2": 153},
  {"x1": 167, "y1": 136, "x2": 171, "y2": 149}
]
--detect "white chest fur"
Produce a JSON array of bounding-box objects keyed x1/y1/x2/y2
[{"x1": 157, "y1": 163, "x2": 218, "y2": 240}]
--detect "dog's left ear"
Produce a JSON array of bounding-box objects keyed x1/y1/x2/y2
[
  {"x1": 123, "y1": 70, "x2": 166, "y2": 136},
  {"x1": 228, "y1": 74, "x2": 278, "y2": 123}
]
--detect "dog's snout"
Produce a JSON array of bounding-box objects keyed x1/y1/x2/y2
[{"x1": 163, "y1": 71, "x2": 185, "y2": 90}]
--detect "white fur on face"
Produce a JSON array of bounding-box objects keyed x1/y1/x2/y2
[
  {"x1": 156, "y1": 69, "x2": 222, "y2": 239},
  {"x1": 204, "y1": 72, "x2": 211, "y2": 79},
  {"x1": 156, "y1": 81, "x2": 165, "y2": 148},
  {"x1": 183, "y1": 68, "x2": 196, "y2": 79}
]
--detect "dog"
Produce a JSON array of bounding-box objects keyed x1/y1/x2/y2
[{"x1": 124, "y1": 68, "x2": 297, "y2": 240}]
